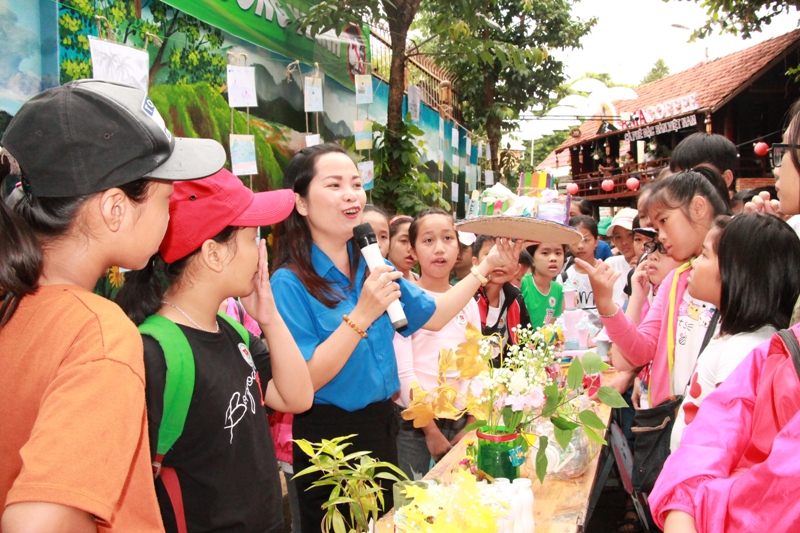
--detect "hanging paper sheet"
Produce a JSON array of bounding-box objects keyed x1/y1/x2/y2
[
  {"x1": 451, "y1": 127, "x2": 459, "y2": 150},
  {"x1": 485, "y1": 169, "x2": 494, "y2": 185},
  {"x1": 89, "y1": 37, "x2": 149, "y2": 93},
  {"x1": 438, "y1": 150, "x2": 444, "y2": 171},
  {"x1": 358, "y1": 161, "x2": 375, "y2": 191},
  {"x1": 451, "y1": 181, "x2": 459, "y2": 202},
  {"x1": 304, "y1": 76, "x2": 323, "y2": 112},
  {"x1": 355, "y1": 74, "x2": 373, "y2": 104},
  {"x1": 408, "y1": 85, "x2": 420, "y2": 122},
  {"x1": 354, "y1": 120, "x2": 373, "y2": 150},
  {"x1": 439, "y1": 117, "x2": 445, "y2": 140},
  {"x1": 227, "y1": 65, "x2": 258, "y2": 108},
  {"x1": 305, "y1": 134, "x2": 321, "y2": 147},
  {"x1": 230, "y1": 135, "x2": 257, "y2": 176}
]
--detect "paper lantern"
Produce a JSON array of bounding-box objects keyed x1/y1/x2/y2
[
  {"x1": 754, "y1": 142, "x2": 769, "y2": 157},
  {"x1": 566, "y1": 183, "x2": 579, "y2": 195},
  {"x1": 626, "y1": 177, "x2": 640, "y2": 191},
  {"x1": 601, "y1": 179, "x2": 614, "y2": 192}
]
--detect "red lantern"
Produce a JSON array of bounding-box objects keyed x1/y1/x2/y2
[
  {"x1": 566, "y1": 183, "x2": 579, "y2": 195},
  {"x1": 754, "y1": 142, "x2": 769, "y2": 157},
  {"x1": 601, "y1": 179, "x2": 615, "y2": 192},
  {"x1": 626, "y1": 177, "x2": 640, "y2": 191}
]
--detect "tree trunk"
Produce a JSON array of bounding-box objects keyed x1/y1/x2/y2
[
  {"x1": 483, "y1": 72, "x2": 500, "y2": 173},
  {"x1": 382, "y1": 0, "x2": 421, "y2": 182}
]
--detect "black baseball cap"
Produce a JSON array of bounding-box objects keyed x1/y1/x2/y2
[{"x1": 1, "y1": 79, "x2": 226, "y2": 198}]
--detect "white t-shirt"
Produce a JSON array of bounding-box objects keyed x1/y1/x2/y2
[
  {"x1": 563, "y1": 265, "x2": 601, "y2": 330},
  {"x1": 670, "y1": 326, "x2": 776, "y2": 451},
  {"x1": 603, "y1": 255, "x2": 632, "y2": 306},
  {"x1": 672, "y1": 292, "x2": 715, "y2": 397}
]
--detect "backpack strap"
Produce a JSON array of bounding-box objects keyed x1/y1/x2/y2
[
  {"x1": 777, "y1": 329, "x2": 800, "y2": 382},
  {"x1": 218, "y1": 312, "x2": 250, "y2": 345},
  {"x1": 138, "y1": 315, "x2": 195, "y2": 473}
]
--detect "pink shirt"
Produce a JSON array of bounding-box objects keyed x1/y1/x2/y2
[
  {"x1": 649, "y1": 327, "x2": 800, "y2": 532},
  {"x1": 604, "y1": 268, "x2": 694, "y2": 407},
  {"x1": 394, "y1": 288, "x2": 481, "y2": 408}
]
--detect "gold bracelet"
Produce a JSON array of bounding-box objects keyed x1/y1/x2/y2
[
  {"x1": 599, "y1": 306, "x2": 619, "y2": 319},
  {"x1": 342, "y1": 314, "x2": 368, "y2": 339},
  {"x1": 470, "y1": 265, "x2": 488, "y2": 287}
]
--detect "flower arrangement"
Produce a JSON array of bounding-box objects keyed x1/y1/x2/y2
[{"x1": 401, "y1": 323, "x2": 627, "y2": 481}]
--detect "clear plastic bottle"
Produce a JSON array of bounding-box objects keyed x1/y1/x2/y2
[{"x1": 512, "y1": 478, "x2": 535, "y2": 533}]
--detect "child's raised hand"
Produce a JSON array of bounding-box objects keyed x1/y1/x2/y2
[
  {"x1": 573, "y1": 257, "x2": 621, "y2": 316},
  {"x1": 483, "y1": 238, "x2": 532, "y2": 270},
  {"x1": 744, "y1": 191, "x2": 787, "y2": 220},
  {"x1": 630, "y1": 261, "x2": 651, "y2": 302},
  {"x1": 241, "y1": 239, "x2": 277, "y2": 327}
]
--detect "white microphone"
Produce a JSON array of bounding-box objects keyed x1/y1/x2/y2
[{"x1": 353, "y1": 222, "x2": 408, "y2": 329}]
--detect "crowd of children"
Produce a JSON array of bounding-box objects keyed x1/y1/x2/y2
[{"x1": 3, "y1": 79, "x2": 800, "y2": 533}]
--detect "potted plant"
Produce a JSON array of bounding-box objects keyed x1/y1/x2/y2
[
  {"x1": 401, "y1": 324, "x2": 627, "y2": 481},
  {"x1": 294, "y1": 434, "x2": 408, "y2": 533}
]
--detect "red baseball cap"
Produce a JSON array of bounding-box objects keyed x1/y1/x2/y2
[{"x1": 159, "y1": 168, "x2": 295, "y2": 263}]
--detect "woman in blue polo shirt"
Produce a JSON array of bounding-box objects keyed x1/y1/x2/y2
[{"x1": 271, "y1": 144, "x2": 522, "y2": 528}]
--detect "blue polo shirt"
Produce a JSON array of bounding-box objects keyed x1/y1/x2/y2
[{"x1": 271, "y1": 243, "x2": 436, "y2": 412}]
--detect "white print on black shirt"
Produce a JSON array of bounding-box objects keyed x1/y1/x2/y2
[{"x1": 224, "y1": 343, "x2": 258, "y2": 443}]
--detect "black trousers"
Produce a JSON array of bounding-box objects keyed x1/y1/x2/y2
[{"x1": 292, "y1": 399, "x2": 399, "y2": 533}]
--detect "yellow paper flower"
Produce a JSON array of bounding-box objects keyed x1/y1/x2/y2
[
  {"x1": 108, "y1": 266, "x2": 124, "y2": 288},
  {"x1": 402, "y1": 383, "x2": 438, "y2": 428}
]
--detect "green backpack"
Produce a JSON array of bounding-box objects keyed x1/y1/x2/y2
[{"x1": 138, "y1": 312, "x2": 250, "y2": 533}]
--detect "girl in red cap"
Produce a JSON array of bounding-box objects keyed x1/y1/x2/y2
[{"x1": 117, "y1": 169, "x2": 313, "y2": 533}]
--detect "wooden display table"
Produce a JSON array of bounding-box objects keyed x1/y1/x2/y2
[{"x1": 378, "y1": 373, "x2": 615, "y2": 533}]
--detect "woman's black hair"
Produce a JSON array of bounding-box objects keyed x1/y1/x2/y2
[
  {"x1": 389, "y1": 214, "x2": 413, "y2": 240},
  {"x1": 272, "y1": 143, "x2": 359, "y2": 308},
  {"x1": 643, "y1": 165, "x2": 730, "y2": 226},
  {"x1": 0, "y1": 178, "x2": 152, "y2": 329},
  {"x1": 569, "y1": 215, "x2": 598, "y2": 238},
  {"x1": 116, "y1": 226, "x2": 239, "y2": 326},
  {"x1": 408, "y1": 207, "x2": 452, "y2": 246},
  {"x1": 717, "y1": 213, "x2": 800, "y2": 336}
]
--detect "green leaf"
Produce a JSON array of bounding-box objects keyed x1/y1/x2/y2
[
  {"x1": 464, "y1": 419, "x2": 486, "y2": 433},
  {"x1": 578, "y1": 409, "x2": 608, "y2": 430},
  {"x1": 294, "y1": 439, "x2": 315, "y2": 458},
  {"x1": 581, "y1": 351, "x2": 602, "y2": 375},
  {"x1": 332, "y1": 511, "x2": 347, "y2": 533},
  {"x1": 554, "y1": 426, "x2": 573, "y2": 450},
  {"x1": 566, "y1": 356, "x2": 584, "y2": 390},
  {"x1": 542, "y1": 388, "x2": 561, "y2": 418},
  {"x1": 535, "y1": 435, "x2": 548, "y2": 483},
  {"x1": 583, "y1": 425, "x2": 608, "y2": 445},
  {"x1": 597, "y1": 386, "x2": 630, "y2": 408},
  {"x1": 551, "y1": 416, "x2": 579, "y2": 431}
]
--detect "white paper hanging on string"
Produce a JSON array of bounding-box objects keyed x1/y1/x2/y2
[
  {"x1": 304, "y1": 76, "x2": 324, "y2": 112},
  {"x1": 355, "y1": 74, "x2": 373, "y2": 104},
  {"x1": 468, "y1": 165, "x2": 477, "y2": 190},
  {"x1": 485, "y1": 169, "x2": 495, "y2": 185},
  {"x1": 465, "y1": 137, "x2": 472, "y2": 163},
  {"x1": 438, "y1": 150, "x2": 444, "y2": 171},
  {"x1": 477, "y1": 141, "x2": 484, "y2": 160},
  {"x1": 226, "y1": 65, "x2": 258, "y2": 108},
  {"x1": 439, "y1": 117, "x2": 444, "y2": 140},
  {"x1": 230, "y1": 134, "x2": 258, "y2": 176},
  {"x1": 452, "y1": 154, "x2": 460, "y2": 170},
  {"x1": 354, "y1": 120, "x2": 373, "y2": 150},
  {"x1": 486, "y1": 143, "x2": 492, "y2": 161},
  {"x1": 451, "y1": 127, "x2": 459, "y2": 150},
  {"x1": 89, "y1": 37, "x2": 149, "y2": 93},
  {"x1": 451, "y1": 181, "x2": 459, "y2": 202},
  {"x1": 408, "y1": 85, "x2": 420, "y2": 122},
  {"x1": 358, "y1": 161, "x2": 375, "y2": 191},
  {"x1": 305, "y1": 134, "x2": 321, "y2": 147}
]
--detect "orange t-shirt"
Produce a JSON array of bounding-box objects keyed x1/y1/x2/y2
[{"x1": 0, "y1": 285, "x2": 164, "y2": 532}]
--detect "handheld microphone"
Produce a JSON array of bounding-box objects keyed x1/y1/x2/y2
[{"x1": 353, "y1": 222, "x2": 408, "y2": 329}]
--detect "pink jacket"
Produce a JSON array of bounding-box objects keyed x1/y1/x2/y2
[
  {"x1": 649, "y1": 326, "x2": 800, "y2": 532},
  {"x1": 603, "y1": 268, "x2": 690, "y2": 407}
]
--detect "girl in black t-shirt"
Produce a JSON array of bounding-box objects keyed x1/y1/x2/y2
[{"x1": 117, "y1": 169, "x2": 313, "y2": 533}]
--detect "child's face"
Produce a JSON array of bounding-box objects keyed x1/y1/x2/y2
[
  {"x1": 645, "y1": 248, "x2": 683, "y2": 287},
  {"x1": 632, "y1": 233, "x2": 651, "y2": 264},
  {"x1": 473, "y1": 240, "x2": 515, "y2": 285},
  {"x1": 649, "y1": 200, "x2": 710, "y2": 262},
  {"x1": 610, "y1": 226, "x2": 634, "y2": 262},
  {"x1": 454, "y1": 242, "x2": 473, "y2": 274},
  {"x1": 687, "y1": 227, "x2": 722, "y2": 307},
  {"x1": 362, "y1": 211, "x2": 390, "y2": 257},
  {"x1": 568, "y1": 224, "x2": 598, "y2": 262},
  {"x1": 388, "y1": 222, "x2": 415, "y2": 273},
  {"x1": 128, "y1": 181, "x2": 174, "y2": 269},
  {"x1": 411, "y1": 214, "x2": 459, "y2": 280},
  {"x1": 776, "y1": 124, "x2": 800, "y2": 216},
  {"x1": 532, "y1": 244, "x2": 565, "y2": 279},
  {"x1": 224, "y1": 226, "x2": 262, "y2": 298}
]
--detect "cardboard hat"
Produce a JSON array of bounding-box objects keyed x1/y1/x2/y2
[{"x1": 455, "y1": 216, "x2": 582, "y2": 246}]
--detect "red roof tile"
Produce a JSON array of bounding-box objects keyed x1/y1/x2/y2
[{"x1": 556, "y1": 29, "x2": 800, "y2": 152}]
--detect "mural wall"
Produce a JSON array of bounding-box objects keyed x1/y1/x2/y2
[{"x1": 1, "y1": 0, "x2": 472, "y2": 204}]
